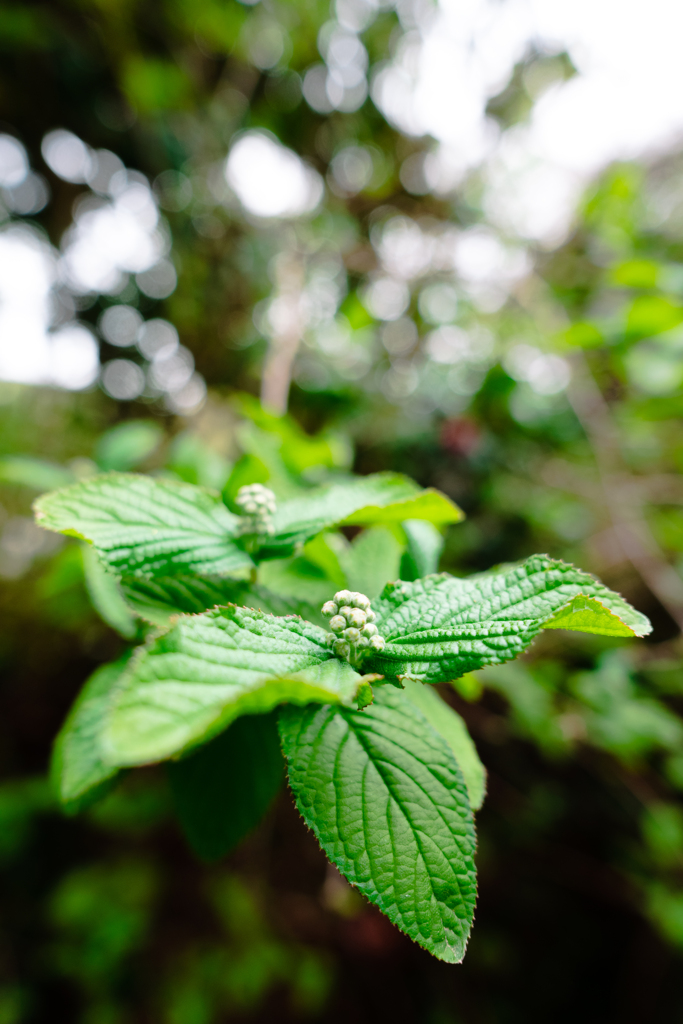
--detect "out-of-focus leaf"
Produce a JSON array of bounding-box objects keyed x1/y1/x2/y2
[
  {"x1": 259, "y1": 473, "x2": 463, "y2": 559},
  {"x1": 103, "y1": 606, "x2": 363, "y2": 766},
  {"x1": 338, "y1": 526, "x2": 403, "y2": 600},
  {"x1": 95, "y1": 421, "x2": 163, "y2": 472},
  {"x1": 401, "y1": 680, "x2": 486, "y2": 810},
  {"x1": 51, "y1": 657, "x2": 131, "y2": 814},
  {"x1": 625, "y1": 295, "x2": 683, "y2": 340},
  {"x1": 611, "y1": 259, "x2": 660, "y2": 289},
  {"x1": 168, "y1": 712, "x2": 283, "y2": 861},
  {"x1": 34, "y1": 473, "x2": 252, "y2": 578},
  {"x1": 166, "y1": 431, "x2": 232, "y2": 491},
  {"x1": 120, "y1": 574, "x2": 319, "y2": 627},
  {"x1": 400, "y1": 519, "x2": 444, "y2": 579},
  {"x1": 0, "y1": 455, "x2": 73, "y2": 492},
  {"x1": 81, "y1": 545, "x2": 137, "y2": 639},
  {"x1": 279, "y1": 683, "x2": 477, "y2": 963}
]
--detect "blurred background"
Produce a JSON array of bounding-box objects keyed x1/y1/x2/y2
[{"x1": 3, "y1": 0, "x2": 683, "y2": 1020}]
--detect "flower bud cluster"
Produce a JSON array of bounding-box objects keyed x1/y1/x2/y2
[
  {"x1": 235, "y1": 484, "x2": 277, "y2": 536},
  {"x1": 322, "y1": 590, "x2": 386, "y2": 663}
]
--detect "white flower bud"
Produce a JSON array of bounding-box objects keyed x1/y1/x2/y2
[
  {"x1": 369, "y1": 635, "x2": 385, "y2": 651},
  {"x1": 334, "y1": 590, "x2": 352, "y2": 605},
  {"x1": 356, "y1": 635, "x2": 370, "y2": 649},
  {"x1": 329, "y1": 615, "x2": 346, "y2": 633},
  {"x1": 348, "y1": 608, "x2": 366, "y2": 628},
  {"x1": 322, "y1": 601, "x2": 338, "y2": 618},
  {"x1": 365, "y1": 610, "x2": 376, "y2": 623},
  {"x1": 338, "y1": 605, "x2": 353, "y2": 621},
  {"x1": 361, "y1": 623, "x2": 378, "y2": 638},
  {"x1": 343, "y1": 627, "x2": 361, "y2": 643},
  {"x1": 333, "y1": 639, "x2": 350, "y2": 658},
  {"x1": 351, "y1": 593, "x2": 371, "y2": 610}
]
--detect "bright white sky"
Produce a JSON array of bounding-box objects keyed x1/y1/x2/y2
[
  {"x1": 375, "y1": 0, "x2": 683, "y2": 240},
  {"x1": 3, "y1": 0, "x2": 683, "y2": 392}
]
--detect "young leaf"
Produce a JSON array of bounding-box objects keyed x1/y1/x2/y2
[
  {"x1": 542, "y1": 594, "x2": 640, "y2": 636},
  {"x1": 82, "y1": 545, "x2": 137, "y2": 639},
  {"x1": 401, "y1": 680, "x2": 486, "y2": 811},
  {"x1": 94, "y1": 420, "x2": 163, "y2": 472},
  {"x1": 369, "y1": 555, "x2": 651, "y2": 684},
  {"x1": 338, "y1": 526, "x2": 403, "y2": 600},
  {"x1": 120, "y1": 574, "x2": 320, "y2": 627},
  {"x1": 34, "y1": 473, "x2": 252, "y2": 578},
  {"x1": 400, "y1": 519, "x2": 444, "y2": 580},
  {"x1": 103, "y1": 606, "x2": 363, "y2": 766},
  {"x1": 51, "y1": 656, "x2": 130, "y2": 814},
  {"x1": 0, "y1": 455, "x2": 74, "y2": 492},
  {"x1": 167, "y1": 711, "x2": 283, "y2": 861},
  {"x1": 279, "y1": 684, "x2": 477, "y2": 963},
  {"x1": 258, "y1": 473, "x2": 463, "y2": 559}
]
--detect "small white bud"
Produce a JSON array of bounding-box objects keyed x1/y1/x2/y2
[
  {"x1": 343, "y1": 627, "x2": 361, "y2": 643},
  {"x1": 356, "y1": 635, "x2": 370, "y2": 649},
  {"x1": 365, "y1": 610, "x2": 376, "y2": 623},
  {"x1": 333, "y1": 639, "x2": 350, "y2": 658},
  {"x1": 351, "y1": 594, "x2": 371, "y2": 611},
  {"x1": 334, "y1": 590, "x2": 352, "y2": 605},
  {"x1": 361, "y1": 623, "x2": 378, "y2": 638},
  {"x1": 348, "y1": 608, "x2": 366, "y2": 628},
  {"x1": 322, "y1": 601, "x2": 338, "y2": 618},
  {"x1": 369, "y1": 635, "x2": 385, "y2": 652},
  {"x1": 329, "y1": 615, "x2": 346, "y2": 633},
  {"x1": 338, "y1": 605, "x2": 353, "y2": 620}
]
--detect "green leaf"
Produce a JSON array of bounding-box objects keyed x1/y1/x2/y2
[
  {"x1": 103, "y1": 606, "x2": 363, "y2": 766},
  {"x1": 120, "y1": 574, "x2": 320, "y2": 627},
  {"x1": 167, "y1": 711, "x2": 283, "y2": 861},
  {"x1": 625, "y1": 295, "x2": 683, "y2": 340},
  {"x1": 95, "y1": 421, "x2": 163, "y2": 472},
  {"x1": 369, "y1": 556, "x2": 651, "y2": 684},
  {"x1": 400, "y1": 519, "x2": 444, "y2": 580},
  {"x1": 401, "y1": 680, "x2": 486, "y2": 811},
  {"x1": 259, "y1": 473, "x2": 462, "y2": 559},
  {"x1": 82, "y1": 546, "x2": 137, "y2": 639},
  {"x1": 51, "y1": 657, "x2": 131, "y2": 813},
  {"x1": 542, "y1": 594, "x2": 640, "y2": 636},
  {"x1": 0, "y1": 455, "x2": 73, "y2": 492},
  {"x1": 279, "y1": 684, "x2": 477, "y2": 963},
  {"x1": 166, "y1": 431, "x2": 233, "y2": 491},
  {"x1": 34, "y1": 473, "x2": 252, "y2": 579},
  {"x1": 338, "y1": 526, "x2": 403, "y2": 600}
]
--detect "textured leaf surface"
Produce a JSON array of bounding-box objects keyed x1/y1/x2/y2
[
  {"x1": 259, "y1": 474, "x2": 462, "y2": 558},
  {"x1": 279, "y1": 684, "x2": 477, "y2": 963},
  {"x1": 51, "y1": 657, "x2": 130, "y2": 813},
  {"x1": 120, "y1": 574, "x2": 318, "y2": 627},
  {"x1": 401, "y1": 680, "x2": 486, "y2": 810},
  {"x1": 168, "y1": 712, "x2": 283, "y2": 861},
  {"x1": 104, "y1": 606, "x2": 362, "y2": 766},
  {"x1": 368, "y1": 556, "x2": 651, "y2": 683},
  {"x1": 34, "y1": 473, "x2": 252, "y2": 578}
]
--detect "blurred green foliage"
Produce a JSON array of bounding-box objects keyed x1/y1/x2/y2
[{"x1": 3, "y1": 0, "x2": 683, "y2": 1019}]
